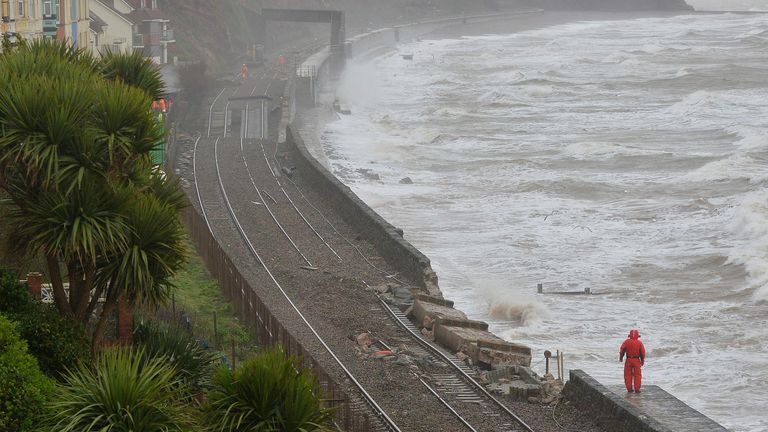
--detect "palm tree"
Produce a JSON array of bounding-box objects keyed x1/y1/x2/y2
[
  {"x1": 42, "y1": 347, "x2": 197, "y2": 431},
  {"x1": 0, "y1": 39, "x2": 187, "y2": 347}
]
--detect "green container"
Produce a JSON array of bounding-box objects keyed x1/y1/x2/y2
[{"x1": 151, "y1": 112, "x2": 165, "y2": 166}]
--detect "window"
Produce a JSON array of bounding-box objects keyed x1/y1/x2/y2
[
  {"x1": 17, "y1": 0, "x2": 23, "y2": 17},
  {"x1": 43, "y1": 0, "x2": 51, "y2": 16}
]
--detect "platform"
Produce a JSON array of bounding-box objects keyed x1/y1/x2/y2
[
  {"x1": 609, "y1": 385, "x2": 728, "y2": 432},
  {"x1": 563, "y1": 370, "x2": 729, "y2": 432}
]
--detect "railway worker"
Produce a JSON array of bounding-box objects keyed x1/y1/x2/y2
[
  {"x1": 619, "y1": 329, "x2": 646, "y2": 393},
  {"x1": 241, "y1": 63, "x2": 248, "y2": 80}
]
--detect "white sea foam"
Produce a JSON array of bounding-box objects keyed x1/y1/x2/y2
[
  {"x1": 320, "y1": 13, "x2": 768, "y2": 431},
  {"x1": 727, "y1": 190, "x2": 768, "y2": 300}
]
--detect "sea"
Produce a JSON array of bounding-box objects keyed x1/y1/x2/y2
[{"x1": 318, "y1": 12, "x2": 768, "y2": 431}]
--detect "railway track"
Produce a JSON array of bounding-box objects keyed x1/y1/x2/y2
[{"x1": 190, "y1": 65, "x2": 539, "y2": 432}]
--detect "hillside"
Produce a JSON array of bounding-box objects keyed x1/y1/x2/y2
[{"x1": 163, "y1": 0, "x2": 692, "y2": 71}]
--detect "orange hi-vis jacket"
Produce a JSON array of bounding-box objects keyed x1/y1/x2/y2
[{"x1": 620, "y1": 331, "x2": 646, "y2": 361}]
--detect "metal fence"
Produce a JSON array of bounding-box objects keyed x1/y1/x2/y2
[{"x1": 182, "y1": 203, "x2": 377, "y2": 431}]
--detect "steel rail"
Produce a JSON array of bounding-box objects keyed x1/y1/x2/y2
[
  {"x1": 279, "y1": 186, "x2": 343, "y2": 262},
  {"x1": 192, "y1": 134, "x2": 215, "y2": 237},
  {"x1": 377, "y1": 298, "x2": 536, "y2": 432},
  {"x1": 419, "y1": 378, "x2": 478, "y2": 432},
  {"x1": 245, "y1": 75, "x2": 342, "y2": 262},
  {"x1": 275, "y1": 168, "x2": 407, "y2": 283},
  {"x1": 238, "y1": 137, "x2": 314, "y2": 267},
  {"x1": 207, "y1": 88, "x2": 226, "y2": 138},
  {"x1": 207, "y1": 135, "x2": 401, "y2": 432}
]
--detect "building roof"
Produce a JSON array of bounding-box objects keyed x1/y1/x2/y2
[
  {"x1": 93, "y1": 0, "x2": 135, "y2": 25},
  {"x1": 89, "y1": 11, "x2": 108, "y2": 33}
]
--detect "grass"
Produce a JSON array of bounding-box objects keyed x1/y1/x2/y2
[{"x1": 162, "y1": 236, "x2": 259, "y2": 362}]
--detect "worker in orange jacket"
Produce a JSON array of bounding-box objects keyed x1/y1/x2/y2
[{"x1": 619, "y1": 329, "x2": 646, "y2": 393}]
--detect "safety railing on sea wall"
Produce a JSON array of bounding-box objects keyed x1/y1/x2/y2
[{"x1": 181, "y1": 200, "x2": 377, "y2": 431}]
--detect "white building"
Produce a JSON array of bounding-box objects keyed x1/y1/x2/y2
[{"x1": 89, "y1": 0, "x2": 133, "y2": 54}]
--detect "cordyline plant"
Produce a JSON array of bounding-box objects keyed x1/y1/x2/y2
[
  {"x1": 42, "y1": 347, "x2": 197, "y2": 431},
  {"x1": 0, "y1": 39, "x2": 187, "y2": 348},
  {"x1": 205, "y1": 346, "x2": 334, "y2": 432}
]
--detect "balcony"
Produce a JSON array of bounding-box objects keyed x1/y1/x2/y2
[
  {"x1": 159, "y1": 28, "x2": 174, "y2": 43},
  {"x1": 140, "y1": 31, "x2": 174, "y2": 45}
]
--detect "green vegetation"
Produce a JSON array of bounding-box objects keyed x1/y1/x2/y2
[
  {"x1": 0, "y1": 268, "x2": 90, "y2": 378},
  {"x1": 0, "y1": 39, "x2": 187, "y2": 347},
  {"x1": 168, "y1": 239, "x2": 257, "y2": 356},
  {"x1": 0, "y1": 314, "x2": 54, "y2": 431},
  {"x1": 0, "y1": 33, "x2": 331, "y2": 432},
  {"x1": 42, "y1": 347, "x2": 196, "y2": 432},
  {"x1": 205, "y1": 347, "x2": 334, "y2": 432},
  {"x1": 134, "y1": 319, "x2": 219, "y2": 395}
]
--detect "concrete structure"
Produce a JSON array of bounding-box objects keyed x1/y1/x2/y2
[
  {"x1": 410, "y1": 294, "x2": 467, "y2": 329},
  {"x1": 563, "y1": 370, "x2": 728, "y2": 432},
  {"x1": 262, "y1": 9, "x2": 345, "y2": 76},
  {"x1": 486, "y1": 365, "x2": 543, "y2": 401}
]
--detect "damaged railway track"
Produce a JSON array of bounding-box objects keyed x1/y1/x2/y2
[{"x1": 186, "y1": 72, "x2": 539, "y2": 431}]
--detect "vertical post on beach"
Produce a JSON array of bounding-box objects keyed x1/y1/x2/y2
[
  {"x1": 537, "y1": 283, "x2": 543, "y2": 294},
  {"x1": 556, "y1": 350, "x2": 561, "y2": 381}
]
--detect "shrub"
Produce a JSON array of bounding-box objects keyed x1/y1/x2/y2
[
  {"x1": 0, "y1": 268, "x2": 90, "y2": 378},
  {"x1": 134, "y1": 319, "x2": 218, "y2": 394},
  {"x1": 0, "y1": 267, "x2": 27, "y2": 312},
  {"x1": 15, "y1": 304, "x2": 91, "y2": 378},
  {"x1": 42, "y1": 347, "x2": 197, "y2": 432},
  {"x1": 205, "y1": 346, "x2": 333, "y2": 432},
  {"x1": 0, "y1": 313, "x2": 54, "y2": 431}
]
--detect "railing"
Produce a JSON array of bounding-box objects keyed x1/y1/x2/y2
[
  {"x1": 181, "y1": 200, "x2": 377, "y2": 431},
  {"x1": 140, "y1": 30, "x2": 174, "y2": 45}
]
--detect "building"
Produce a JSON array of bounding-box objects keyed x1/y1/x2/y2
[
  {"x1": 89, "y1": 0, "x2": 175, "y2": 63},
  {"x1": 1, "y1": 0, "x2": 175, "y2": 65},
  {"x1": 124, "y1": 0, "x2": 175, "y2": 64},
  {"x1": 89, "y1": 0, "x2": 133, "y2": 53},
  {"x1": 57, "y1": 0, "x2": 90, "y2": 48},
  {"x1": 1, "y1": 0, "x2": 89, "y2": 48},
  {"x1": 1, "y1": 0, "x2": 46, "y2": 43}
]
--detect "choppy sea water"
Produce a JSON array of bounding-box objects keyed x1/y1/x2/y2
[{"x1": 320, "y1": 13, "x2": 768, "y2": 431}]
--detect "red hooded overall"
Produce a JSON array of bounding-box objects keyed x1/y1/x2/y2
[{"x1": 619, "y1": 329, "x2": 646, "y2": 392}]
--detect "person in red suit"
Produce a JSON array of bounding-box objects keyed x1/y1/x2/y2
[{"x1": 619, "y1": 329, "x2": 646, "y2": 393}]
